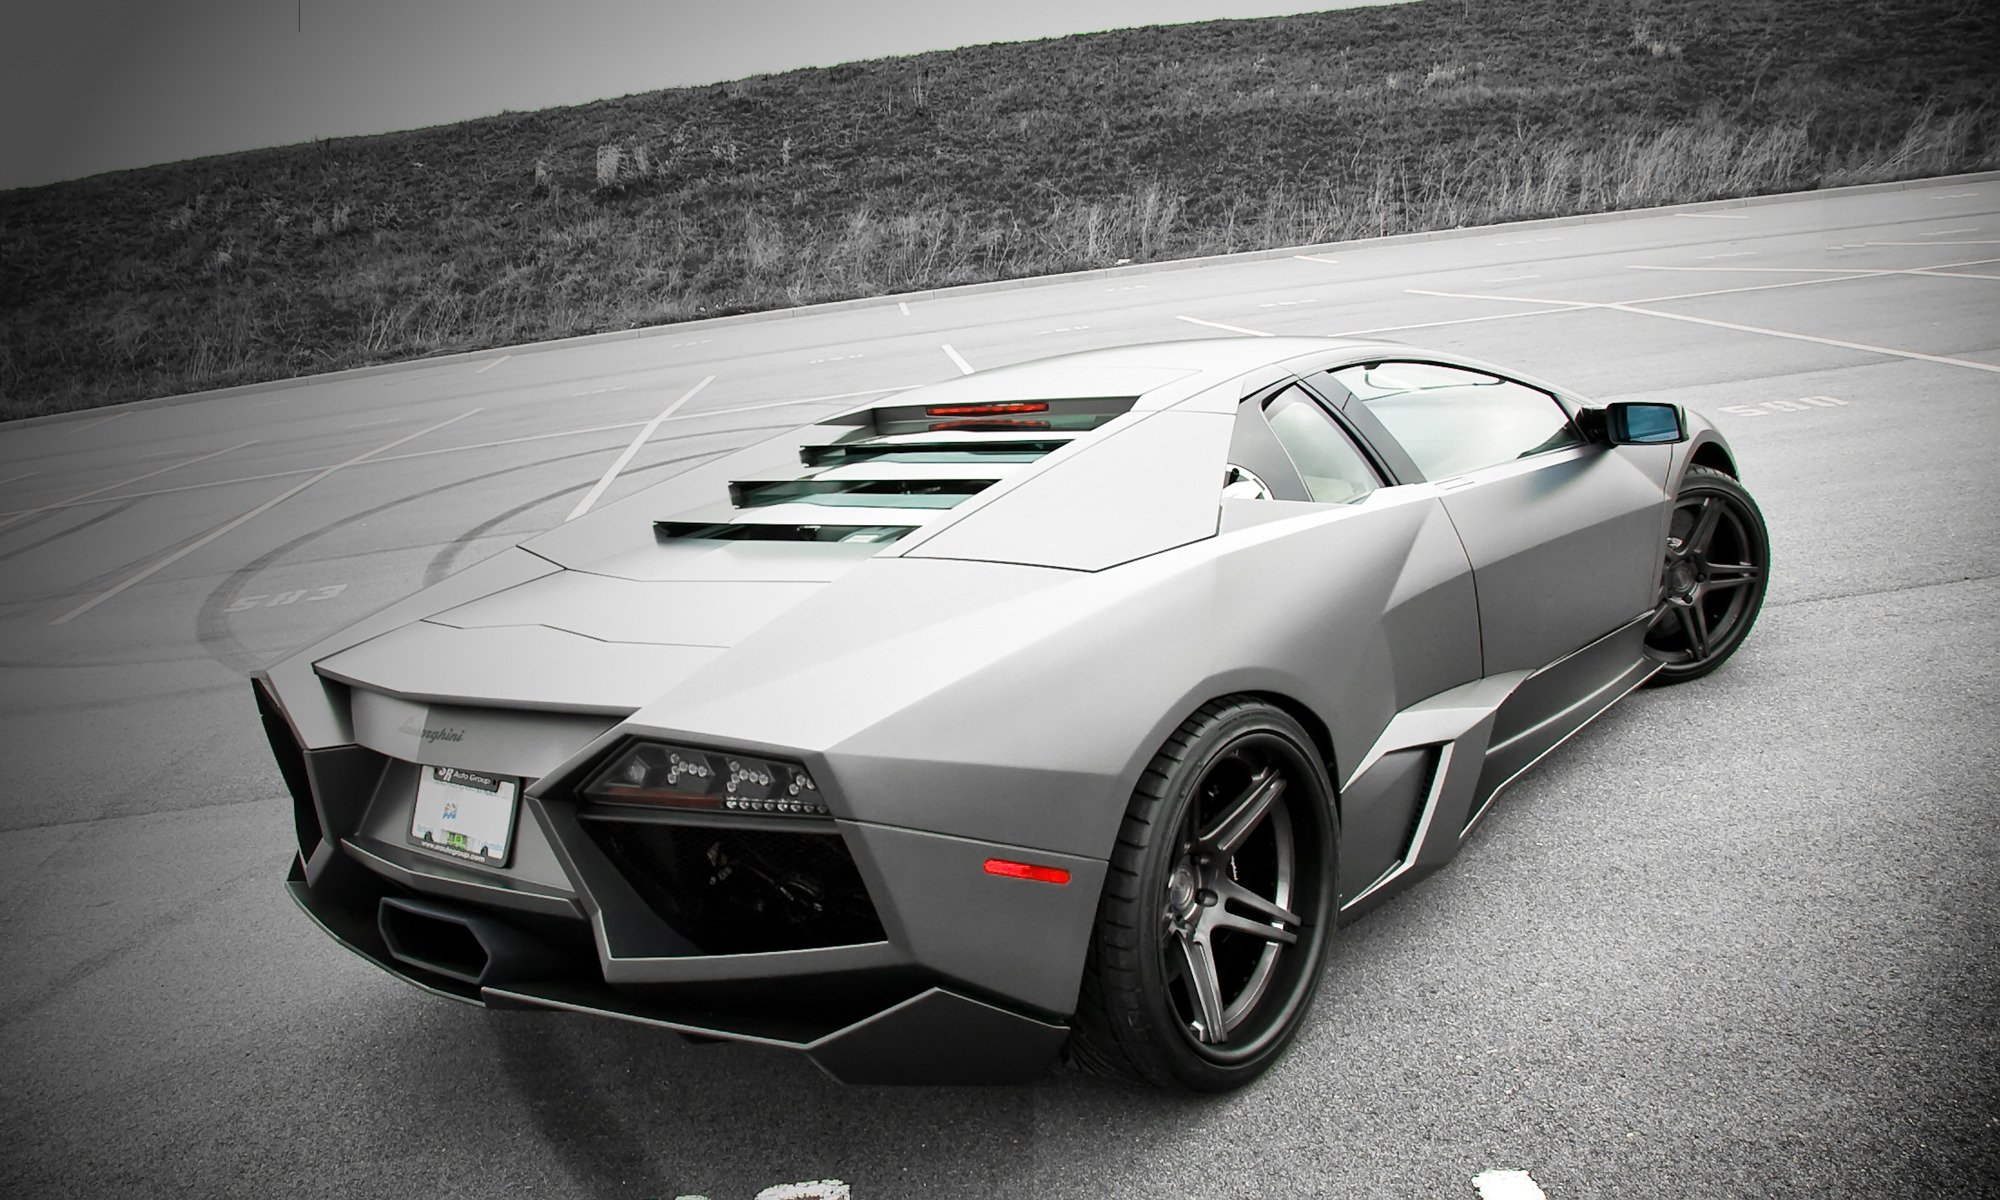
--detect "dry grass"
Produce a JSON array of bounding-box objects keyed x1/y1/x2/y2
[{"x1": 2, "y1": 0, "x2": 1996, "y2": 419}]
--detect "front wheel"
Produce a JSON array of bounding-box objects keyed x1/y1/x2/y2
[
  {"x1": 1645, "y1": 465, "x2": 1770, "y2": 683},
  {"x1": 1070, "y1": 698, "x2": 1337, "y2": 1091}
]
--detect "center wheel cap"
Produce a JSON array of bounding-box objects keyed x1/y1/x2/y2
[{"x1": 1167, "y1": 863, "x2": 1199, "y2": 919}]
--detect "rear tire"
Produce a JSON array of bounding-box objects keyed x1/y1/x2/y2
[{"x1": 1070, "y1": 698, "x2": 1337, "y2": 1091}]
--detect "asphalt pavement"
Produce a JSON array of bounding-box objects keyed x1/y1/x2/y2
[{"x1": 1, "y1": 175, "x2": 1996, "y2": 1199}]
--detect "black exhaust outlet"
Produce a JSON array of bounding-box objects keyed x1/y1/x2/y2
[{"x1": 378, "y1": 896, "x2": 562, "y2": 988}]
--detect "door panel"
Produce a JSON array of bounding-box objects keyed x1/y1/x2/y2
[{"x1": 1439, "y1": 443, "x2": 1671, "y2": 673}]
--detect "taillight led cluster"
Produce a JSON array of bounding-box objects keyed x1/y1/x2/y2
[{"x1": 583, "y1": 741, "x2": 830, "y2": 816}]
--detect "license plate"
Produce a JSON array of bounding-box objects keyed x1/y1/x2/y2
[{"x1": 408, "y1": 766, "x2": 519, "y2": 867}]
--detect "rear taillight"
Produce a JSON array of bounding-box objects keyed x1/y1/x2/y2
[
  {"x1": 582, "y1": 741, "x2": 830, "y2": 816},
  {"x1": 924, "y1": 402, "x2": 1050, "y2": 417}
]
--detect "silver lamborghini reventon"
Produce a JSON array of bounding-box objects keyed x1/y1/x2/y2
[{"x1": 256, "y1": 337, "x2": 1768, "y2": 1091}]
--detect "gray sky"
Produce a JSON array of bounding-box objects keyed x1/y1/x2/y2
[{"x1": 1, "y1": 0, "x2": 1408, "y2": 191}]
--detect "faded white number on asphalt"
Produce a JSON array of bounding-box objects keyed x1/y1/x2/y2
[
  {"x1": 1717, "y1": 395, "x2": 1850, "y2": 418},
  {"x1": 225, "y1": 583, "x2": 347, "y2": 613}
]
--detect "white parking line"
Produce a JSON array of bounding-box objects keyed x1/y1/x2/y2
[
  {"x1": 1629, "y1": 260, "x2": 2000, "y2": 282},
  {"x1": 1472, "y1": 1169, "x2": 1547, "y2": 1199},
  {"x1": 1176, "y1": 315, "x2": 1273, "y2": 337},
  {"x1": 1407, "y1": 283, "x2": 2000, "y2": 373},
  {"x1": 566, "y1": 376, "x2": 715, "y2": 521},
  {"x1": 1674, "y1": 211, "x2": 1749, "y2": 219},
  {"x1": 474, "y1": 354, "x2": 511, "y2": 375},
  {"x1": 1483, "y1": 274, "x2": 1541, "y2": 282},
  {"x1": 941, "y1": 343, "x2": 974, "y2": 374},
  {"x1": 898, "y1": 301, "x2": 911, "y2": 316},
  {"x1": 1331, "y1": 305, "x2": 1595, "y2": 338},
  {"x1": 1294, "y1": 253, "x2": 1341, "y2": 264},
  {"x1": 52, "y1": 411, "x2": 479, "y2": 625},
  {"x1": 1630, "y1": 264, "x2": 1883, "y2": 274},
  {"x1": 0, "y1": 440, "x2": 258, "y2": 533},
  {"x1": 1918, "y1": 227, "x2": 1979, "y2": 236},
  {"x1": 1607, "y1": 302, "x2": 2000, "y2": 373}
]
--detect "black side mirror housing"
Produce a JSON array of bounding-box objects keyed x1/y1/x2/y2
[{"x1": 1599, "y1": 402, "x2": 1687, "y2": 445}]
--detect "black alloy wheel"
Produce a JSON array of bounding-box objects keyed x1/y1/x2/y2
[
  {"x1": 1071, "y1": 698, "x2": 1337, "y2": 1091},
  {"x1": 1646, "y1": 465, "x2": 1771, "y2": 683}
]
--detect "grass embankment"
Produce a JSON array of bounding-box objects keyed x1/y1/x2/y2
[{"x1": 2, "y1": 0, "x2": 1995, "y2": 418}]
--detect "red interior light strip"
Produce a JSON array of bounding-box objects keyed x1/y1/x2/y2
[{"x1": 983, "y1": 858, "x2": 1071, "y2": 885}]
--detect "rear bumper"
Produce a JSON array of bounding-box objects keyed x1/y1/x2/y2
[
  {"x1": 284, "y1": 857, "x2": 1067, "y2": 1084},
  {"x1": 262, "y1": 680, "x2": 1093, "y2": 1084}
]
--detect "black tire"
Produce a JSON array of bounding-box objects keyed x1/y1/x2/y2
[
  {"x1": 1645, "y1": 465, "x2": 1770, "y2": 684},
  {"x1": 1070, "y1": 697, "x2": 1337, "y2": 1091}
]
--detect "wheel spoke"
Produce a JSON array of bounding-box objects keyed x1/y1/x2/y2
[
  {"x1": 1675, "y1": 601, "x2": 1710, "y2": 658},
  {"x1": 1199, "y1": 767, "x2": 1285, "y2": 856},
  {"x1": 1209, "y1": 907, "x2": 1300, "y2": 945},
  {"x1": 1174, "y1": 931, "x2": 1229, "y2": 1043},
  {"x1": 1704, "y1": 561, "x2": 1759, "y2": 588},
  {"x1": 1686, "y1": 496, "x2": 1724, "y2": 557},
  {"x1": 1213, "y1": 875, "x2": 1299, "y2": 928}
]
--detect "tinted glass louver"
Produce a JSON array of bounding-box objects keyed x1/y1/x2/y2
[
  {"x1": 728, "y1": 477, "x2": 996, "y2": 510},
  {"x1": 653, "y1": 521, "x2": 914, "y2": 543},
  {"x1": 800, "y1": 439, "x2": 1071, "y2": 468}
]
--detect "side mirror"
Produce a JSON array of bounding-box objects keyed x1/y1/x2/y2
[{"x1": 1603, "y1": 402, "x2": 1686, "y2": 445}]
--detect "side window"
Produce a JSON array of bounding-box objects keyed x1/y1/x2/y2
[
  {"x1": 1330, "y1": 362, "x2": 1580, "y2": 479},
  {"x1": 1263, "y1": 386, "x2": 1380, "y2": 504}
]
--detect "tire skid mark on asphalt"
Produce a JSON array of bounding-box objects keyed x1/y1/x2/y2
[
  {"x1": 194, "y1": 433, "x2": 786, "y2": 677},
  {"x1": 485, "y1": 1015, "x2": 685, "y2": 1200},
  {"x1": 0, "y1": 468, "x2": 42, "y2": 488},
  {"x1": 421, "y1": 444, "x2": 742, "y2": 587},
  {"x1": 0, "y1": 388, "x2": 920, "y2": 521},
  {"x1": 0, "y1": 439, "x2": 258, "y2": 533},
  {"x1": 1761, "y1": 567, "x2": 2000, "y2": 614},
  {"x1": 0, "y1": 497, "x2": 146, "y2": 566},
  {"x1": 67, "y1": 408, "x2": 134, "y2": 434},
  {"x1": 51, "y1": 410, "x2": 479, "y2": 625},
  {"x1": 0, "y1": 803, "x2": 271, "y2": 1031}
]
